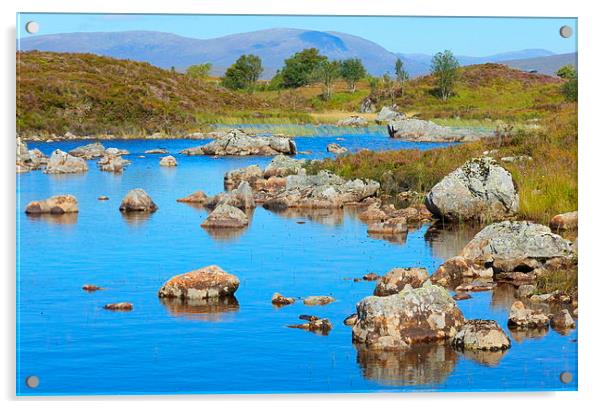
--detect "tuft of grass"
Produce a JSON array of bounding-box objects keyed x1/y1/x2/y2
[{"x1": 535, "y1": 268, "x2": 578, "y2": 297}]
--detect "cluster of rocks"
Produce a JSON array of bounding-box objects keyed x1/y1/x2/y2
[
  {"x1": 25, "y1": 195, "x2": 78, "y2": 215},
  {"x1": 351, "y1": 281, "x2": 511, "y2": 353},
  {"x1": 360, "y1": 199, "x2": 433, "y2": 238},
  {"x1": 387, "y1": 118, "x2": 494, "y2": 142},
  {"x1": 180, "y1": 129, "x2": 297, "y2": 156},
  {"x1": 16, "y1": 138, "x2": 48, "y2": 173},
  {"x1": 98, "y1": 154, "x2": 131, "y2": 173},
  {"x1": 288, "y1": 315, "x2": 333, "y2": 335},
  {"x1": 327, "y1": 143, "x2": 348, "y2": 155},
  {"x1": 45, "y1": 149, "x2": 88, "y2": 174}
]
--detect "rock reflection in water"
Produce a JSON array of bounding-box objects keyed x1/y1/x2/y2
[
  {"x1": 268, "y1": 207, "x2": 344, "y2": 226},
  {"x1": 491, "y1": 283, "x2": 519, "y2": 312},
  {"x1": 160, "y1": 296, "x2": 239, "y2": 322},
  {"x1": 367, "y1": 231, "x2": 408, "y2": 245},
  {"x1": 26, "y1": 212, "x2": 79, "y2": 225},
  {"x1": 509, "y1": 326, "x2": 549, "y2": 343},
  {"x1": 460, "y1": 348, "x2": 509, "y2": 367},
  {"x1": 425, "y1": 222, "x2": 482, "y2": 261},
  {"x1": 121, "y1": 211, "x2": 153, "y2": 226},
  {"x1": 202, "y1": 227, "x2": 247, "y2": 242},
  {"x1": 355, "y1": 342, "x2": 457, "y2": 387}
]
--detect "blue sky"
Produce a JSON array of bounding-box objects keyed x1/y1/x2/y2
[{"x1": 17, "y1": 13, "x2": 577, "y2": 56}]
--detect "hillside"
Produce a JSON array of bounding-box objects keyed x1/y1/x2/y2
[
  {"x1": 20, "y1": 29, "x2": 559, "y2": 78},
  {"x1": 16, "y1": 51, "x2": 271, "y2": 136},
  {"x1": 502, "y1": 52, "x2": 577, "y2": 76}
]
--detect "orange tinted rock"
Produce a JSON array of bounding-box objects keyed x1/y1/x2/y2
[{"x1": 158, "y1": 265, "x2": 240, "y2": 300}]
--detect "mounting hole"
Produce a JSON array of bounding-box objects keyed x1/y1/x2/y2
[
  {"x1": 25, "y1": 21, "x2": 39, "y2": 34},
  {"x1": 25, "y1": 375, "x2": 40, "y2": 388},
  {"x1": 559, "y1": 25, "x2": 573, "y2": 39},
  {"x1": 560, "y1": 371, "x2": 573, "y2": 384}
]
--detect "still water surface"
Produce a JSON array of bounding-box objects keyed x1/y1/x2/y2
[{"x1": 17, "y1": 134, "x2": 577, "y2": 395}]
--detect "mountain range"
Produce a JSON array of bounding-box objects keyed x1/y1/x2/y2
[{"x1": 19, "y1": 28, "x2": 575, "y2": 78}]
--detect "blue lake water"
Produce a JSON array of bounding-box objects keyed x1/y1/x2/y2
[{"x1": 16, "y1": 134, "x2": 577, "y2": 395}]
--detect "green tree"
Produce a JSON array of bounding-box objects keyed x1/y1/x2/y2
[
  {"x1": 280, "y1": 48, "x2": 328, "y2": 88},
  {"x1": 562, "y1": 75, "x2": 578, "y2": 102},
  {"x1": 394, "y1": 58, "x2": 409, "y2": 96},
  {"x1": 222, "y1": 54, "x2": 263, "y2": 90},
  {"x1": 431, "y1": 50, "x2": 460, "y2": 101},
  {"x1": 312, "y1": 60, "x2": 340, "y2": 100},
  {"x1": 186, "y1": 63, "x2": 213, "y2": 80},
  {"x1": 340, "y1": 58, "x2": 366, "y2": 93},
  {"x1": 556, "y1": 65, "x2": 576, "y2": 80}
]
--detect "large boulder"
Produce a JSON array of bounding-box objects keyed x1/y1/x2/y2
[
  {"x1": 158, "y1": 265, "x2": 239, "y2": 300},
  {"x1": 201, "y1": 204, "x2": 249, "y2": 228},
  {"x1": 337, "y1": 115, "x2": 368, "y2": 127},
  {"x1": 375, "y1": 106, "x2": 404, "y2": 124},
  {"x1": 387, "y1": 118, "x2": 492, "y2": 142},
  {"x1": 181, "y1": 129, "x2": 296, "y2": 156},
  {"x1": 44, "y1": 149, "x2": 88, "y2": 174},
  {"x1": 461, "y1": 221, "x2": 574, "y2": 261},
  {"x1": 352, "y1": 282, "x2": 465, "y2": 350},
  {"x1": 68, "y1": 142, "x2": 106, "y2": 159},
  {"x1": 373, "y1": 268, "x2": 429, "y2": 296},
  {"x1": 119, "y1": 189, "x2": 158, "y2": 212},
  {"x1": 425, "y1": 157, "x2": 519, "y2": 222},
  {"x1": 451, "y1": 319, "x2": 511, "y2": 351},
  {"x1": 25, "y1": 195, "x2": 78, "y2": 214}
]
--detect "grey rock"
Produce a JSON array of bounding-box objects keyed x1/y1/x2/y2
[
  {"x1": 44, "y1": 149, "x2": 88, "y2": 174},
  {"x1": 181, "y1": 129, "x2": 296, "y2": 156},
  {"x1": 425, "y1": 157, "x2": 518, "y2": 222},
  {"x1": 98, "y1": 155, "x2": 131, "y2": 172},
  {"x1": 337, "y1": 115, "x2": 368, "y2": 127},
  {"x1": 375, "y1": 106, "x2": 404, "y2": 124},
  {"x1": 327, "y1": 143, "x2": 348, "y2": 154},
  {"x1": 201, "y1": 204, "x2": 248, "y2": 229},
  {"x1": 352, "y1": 282, "x2": 465, "y2": 350},
  {"x1": 68, "y1": 142, "x2": 106, "y2": 159},
  {"x1": 263, "y1": 155, "x2": 306, "y2": 178},
  {"x1": 119, "y1": 189, "x2": 158, "y2": 212},
  {"x1": 387, "y1": 118, "x2": 493, "y2": 142},
  {"x1": 461, "y1": 221, "x2": 574, "y2": 261},
  {"x1": 452, "y1": 319, "x2": 511, "y2": 351},
  {"x1": 507, "y1": 301, "x2": 550, "y2": 328},
  {"x1": 159, "y1": 155, "x2": 177, "y2": 167}
]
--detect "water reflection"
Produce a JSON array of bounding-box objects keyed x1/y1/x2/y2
[
  {"x1": 26, "y1": 212, "x2": 79, "y2": 225},
  {"x1": 121, "y1": 211, "x2": 153, "y2": 226},
  {"x1": 509, "y1": 327, "x2": 549, "y2": 343},
  {"x1": 355, "y1": 342, "x2": 457, "y2": 386},
  {"x1": 201, "y1": 226, "x2": 248, "y2": 242},
  {"x1": 267, "y1": 207, "x2": 344, "y2": 226},
  {"x1": 490, "y1": 283, "x2": 519, "y2": 312},
  {"x1": 424, "y1": 222, "x2": 482, "y2": 261},
  {"x1": 367, "y1": 231, "x2": 408, "y2": 245},
  {"x1": 160, "y1": 296, "x2": 239, "y2": 322},
  {"x1": 461, "y1": 348, "x2": 509, "y2": 367}
]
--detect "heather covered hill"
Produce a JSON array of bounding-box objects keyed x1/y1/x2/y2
[{"x1": 16, "y1": 51, "x2": 267, "y2": 136}]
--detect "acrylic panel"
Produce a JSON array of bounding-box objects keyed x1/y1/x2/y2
[{"x1": 16, "y1": 13, "x2": 578, "y2": 395}]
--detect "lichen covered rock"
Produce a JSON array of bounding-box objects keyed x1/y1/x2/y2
[
  {"x1": 451, "y1": 319, "x2": 511, "y2": 351},
  {"x1": 158, "y1": 265, "x2": 240, "y2": 300},
  {"x1": 373, "y1": 267, "x2": 429, "y2": 296}
]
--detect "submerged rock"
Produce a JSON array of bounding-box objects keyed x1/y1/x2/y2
[
  {"x1": 303, "y1": 295, "x2": 335, "y2": 306},
  {"x1": 104, "y1": 302, "x2": 133, "y2": 311},
  {"x1": 25, "y1": 194, "x2": 78, "y2": 214},
  {"x1": 158, "y1": 265, "x2": 240, "y2": 300},
  {"x1": 82, "y1": 284, "x2": 104, "y2": 292},
  {"x1": 159, "y1": 155, "x2": 177, "y2": 167},
  {"x1": 327, "y1": 143, "x2": 348, "y2": 154},
  {"x1": 144, "y1": 148, "x2": 168, "y2": 154},
  {"x1": 452, "y1": 319, "x2": 511, "y2": 351},
  {"x1": 425, "y1": 157, "x2": 518, "y2": 222},
  {"x1": 549, "y1": 211, "x2": 578, "y2": 231},
  {"x1": 201, "y1": 204, "x2": 249, "y2": 228},
  {"x1": 288, "y1": 315, "x2": 332, "y2": 335},
  {"x1": 271, "y1": 293, "x2": 295, "y2": 306},
  {"x1": 176, "y1": 190, "x2": 208, "y2": 204},
  {"x1": 352, "y1": 282, "x2": 465, "y2": 350},
  {"x1": 461, "y1": 221, "x2": 574, "y2": 261},
  {"x1": 507, "y1": 301, "x2": 550, "y2": 329},
  {"x1": 181, "y1": 129, "x2": 296, "y2": 156},
  {"x1": 69, "y1": 142, "x2": 106, "y2": 159},
  {"x1": 44, "y1": 149, "x2": 88, "y2": 174},
  {"x1": 119, "y1": 189, "x2": 158, "y2": 212},
  {"x1": 373, "y1": 267, "x2": 429, "y2": 296}
]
